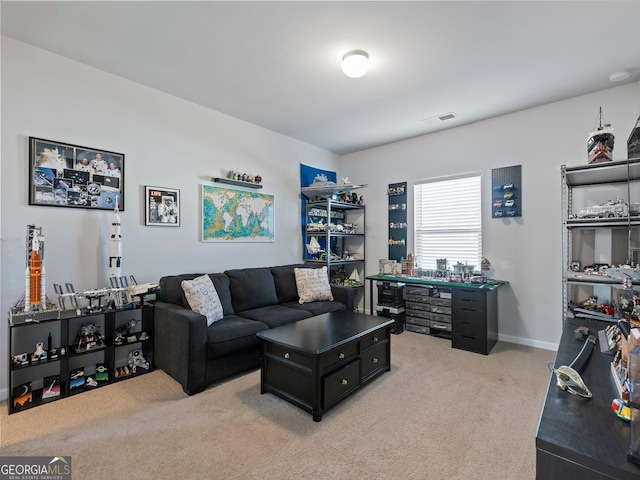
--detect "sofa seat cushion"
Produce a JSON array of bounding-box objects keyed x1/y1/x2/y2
[
  {"x1": 280, "y1": 300, "x2": 346, "y2": 316},
  {"x1": 225, "y1": 267, "x2": 278, "y2": 312},
  {"x1": 236, "y1": 305, "x2": 312, "y2": 328},
  {"x1": 206, "y1": 315, "x2": 269, "y2": 360}
]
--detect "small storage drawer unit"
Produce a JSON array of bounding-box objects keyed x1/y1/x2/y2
[
  {"x1": 404, "y1": 285, "x2": 453, "y2": 337},
  {"x1": 375, "y1": 305, "x2": 406, "y2": 335},
  {"x1": 376, "y1": 281, "x2": 405, "y2": 307},
  {"x1": 451, "y1": 288, "x2": 498, "y2": 355}
]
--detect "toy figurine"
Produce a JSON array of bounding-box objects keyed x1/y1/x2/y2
[{"x1": 127, "y1": 349, "x2": 150, "y2": 373}]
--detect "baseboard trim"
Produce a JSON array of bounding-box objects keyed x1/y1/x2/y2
[{"x1": 498, "y1": 333, "x2": 558, "y2": 351}]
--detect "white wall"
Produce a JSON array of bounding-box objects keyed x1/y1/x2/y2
[
  {"x1": 0, "y1": 37, "x2": 340, "y2": 398},
  {"x1": 342, "y1": 81, "x2": 640, "y2": 350},
  {"x1": 2, "y1": 35, "x2": 640, "y2": 400}
]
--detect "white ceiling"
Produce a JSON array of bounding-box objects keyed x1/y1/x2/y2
[{"x1": 2, "y1": 1, "x2": 640, "y2": 155}]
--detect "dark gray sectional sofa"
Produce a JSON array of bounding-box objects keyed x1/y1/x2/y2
[{"x1": 154, "y1": 264, "x2": 354, "y2": 394}]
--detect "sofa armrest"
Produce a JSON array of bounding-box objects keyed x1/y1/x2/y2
[
  {"x1": 330, "y1": 285, "x2": 355, "y2": 311},
  {"x1": 154, "y1": 301, "x2": 208, "y2": 395}
]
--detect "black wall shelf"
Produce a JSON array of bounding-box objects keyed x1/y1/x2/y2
[{"x1": 212, "y1": 177, "x2": 263, "y2": 189}]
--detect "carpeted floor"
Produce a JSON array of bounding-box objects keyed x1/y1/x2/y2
[{"x1": 0, "y1": 331, "x2": 555, "y2": 480}]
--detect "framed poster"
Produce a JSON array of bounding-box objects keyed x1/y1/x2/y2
[
  {"x1": 145, "y1": 186, "x2": 180, "y2": 226},
  {"x1": 201, "y1": 185, "x2": 274, "y2": 242},
  {"x1": 29, "y1": 137, "x2": 124, "y2": 210}
]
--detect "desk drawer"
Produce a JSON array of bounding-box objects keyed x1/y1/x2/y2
[
  {"x1": 405, "y1": 308, "x2": 430, "y2": 320},
  {"x1": 453, "y1": 289, "x2": 486, "y2": 312},
  {"x1": 404, "y1": 294, "x2": 430, "y2": 304},
  {"x1": 319, "y1": 340, "x2": 358, "y2": 372},
  {"x1": 430, "y1": 312, "x2": 451, "y2": 324},
  {"x1": 406, "y1": 315, "x2": 430, "y2": 327},
  {"x1": 323, "y1": 359, "x2": 361, "y2": 408},
  {"x1": 404, "y1": 286, "x2": 431, "y2": 297},
  {"x1": 452, "y1": 319, "x2": 484, "y2": 339},
  {"x1": 430, "y1": 320, "x2": 452, "y2": 333},
  {"x1": 430, "y1": 305, "x2": 451, "y2": 315},
  {"x1": 405, "y1": 301, "x2": 430, "y2": 312}
]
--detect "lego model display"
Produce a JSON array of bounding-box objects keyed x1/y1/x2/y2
[
  {"x1": 571, "y1": 199, "x2": 640, "y2": 220},
  {"x1": 127, "y1": 349, "x2": 150, "y2": 373},
  {"x1": 73, "y1": 323, "x2": 106, "y2": 353},
  {"x1": 628, "y1": 115, "x2": 640, "y2": 159},
  {"x1": 109, "y1": 203, "x2": 122, "y2": 279},
  {"x1": 587, "y1": 107, "x2": 615, "y2": 164},
  {"x1": 9, "y1": 225, "x2": 60, "y2": 325}
]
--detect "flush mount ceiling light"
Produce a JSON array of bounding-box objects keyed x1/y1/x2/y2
[
  {"x1": 341, "y1": 50, "x2": 370, "y2": 78},
  {"x1": 610, "y1": 70, "x2": 631, "y2": 82}
]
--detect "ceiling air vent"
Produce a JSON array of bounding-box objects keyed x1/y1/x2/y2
[{"x1": 420, "y1": 112, "x2": 458, "y2": 125}]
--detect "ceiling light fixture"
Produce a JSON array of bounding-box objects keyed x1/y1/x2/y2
[
  {"x1": 610, "y1": 70, "x2": 631, "y2": 83},
  {"x1": 341, "y1": 50, "x2": 370, "y2": 78}
]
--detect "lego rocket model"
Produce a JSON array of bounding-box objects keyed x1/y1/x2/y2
[
  {"x1": 24, "y1": 227, "x2": 47, "y2": 312},
  {"x1": 109, "y1": 203, "x2": 122, "y2": 280}
]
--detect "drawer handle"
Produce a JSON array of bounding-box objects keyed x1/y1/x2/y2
[
  {"x1": 373, "y1": 336, "x2": 379, "y2": 343},
  {"x1": 339, "y1": 352, "x2": 345, "y2": 359},
  {"x1": 372, "y1": 358, "x2": 378, "y2": 364},
  {"x1": 341, "y1": 379, "x2": 348, "y2": 385},
  {"x1": 284, "y1": 353, "x2": 290, "y2": 359}
]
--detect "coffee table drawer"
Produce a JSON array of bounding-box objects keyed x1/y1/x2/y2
[
  {"x1": 361, "y1": 343, "x2": 388, "y2": 378},
  {"x1": 319, "y1": 340, "x2": 358, "y2": 372},
  {"x1": 323, "y1": 359, "x2": 361, "y2": 408},
  {"x1": 266, "y1": 343, "x2": 313, "y2": 370},
  {"x1": 360, "y1": 328, "x2": 388, "y2": 350}
]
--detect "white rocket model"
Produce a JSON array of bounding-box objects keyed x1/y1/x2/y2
[
  {"x1": 24, "y1": 230, "x2": 47, "y2": 312},
  {"x1": 109, "y1": 204, "x2": 122, "y2": 280}
]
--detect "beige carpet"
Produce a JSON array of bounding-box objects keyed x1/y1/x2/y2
[{"x1": 0, "y1": 332, "x2": 555, "y2": 480}]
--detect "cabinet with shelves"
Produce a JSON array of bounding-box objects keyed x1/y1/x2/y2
[
  {"x1": 388, "y1": 182, "x2": 407, "y2": 261},
  {"x1": 562, "y1": 159, "x2": 640, "y2": 323},
  {"x1": 8, "y1": 304, "x2": 154, "y2": 414}
]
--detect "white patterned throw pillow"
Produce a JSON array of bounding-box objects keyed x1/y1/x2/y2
[
  {"x1": 294, "y1": 267, "x2": 334, "y2": 304},
  {"x1": 181, "y1": 274, "x2": 224, "y2": 326}
]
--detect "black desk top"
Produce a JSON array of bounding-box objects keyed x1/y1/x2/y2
[
  {"x1": 536, "y1": 318, "x2": 640, "y2": 479},
  {"x1": 365, "y1": 274, "x2": 506, "y2": 290},
  {"x1": 256, "y1": 311, "x2": 393, "y2": 354}
]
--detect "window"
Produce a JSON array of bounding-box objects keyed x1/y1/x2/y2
[{"x1": 413, "y1": 174, "x2": 482, "y2": 271}]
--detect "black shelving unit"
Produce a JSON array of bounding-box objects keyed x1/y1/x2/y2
[{"x1": 8, "y1": 304, "x2": 154, "y2": 414}]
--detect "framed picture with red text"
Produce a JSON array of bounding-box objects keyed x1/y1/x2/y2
[{"x1": 145, "y1": 186, "x2": 180, "y2": 226}]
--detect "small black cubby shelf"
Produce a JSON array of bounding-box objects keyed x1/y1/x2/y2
[
  {"x1": 388, "y1": 182, "x2": 407, "y2": 261},
  {"x1": 8, "y1": 304, "x2": 154, "y2": 414}
]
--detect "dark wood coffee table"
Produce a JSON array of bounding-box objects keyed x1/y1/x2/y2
[{"x1": 257, "y1": 311, "x2": 394, "y2": 421}]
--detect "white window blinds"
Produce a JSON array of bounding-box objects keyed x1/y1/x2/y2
[{"x1": 413, "y1": 174, "x2": 482, "y2": 271}]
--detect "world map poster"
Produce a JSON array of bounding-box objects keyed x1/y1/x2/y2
[{"x1": 201, "y1": 185, "x2": 274, "y2": 242}]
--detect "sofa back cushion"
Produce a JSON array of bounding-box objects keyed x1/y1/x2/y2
[
  {"x1": 271, "y1": 264, "x2": 308, "y2": 304},
  {"x1": 224, "y1": 267, "x2": 278, "y2": 312},
  {"x1": 158, "y1": 273, "x2": 234, "y2": 316}
]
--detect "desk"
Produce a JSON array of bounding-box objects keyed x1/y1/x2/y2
[
  {"x1": 366, "y1": 275, "x2": 506, "y2": 354},
  {"x1": 536, "y1": 317, "x2": 640, "y2": 479}
]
